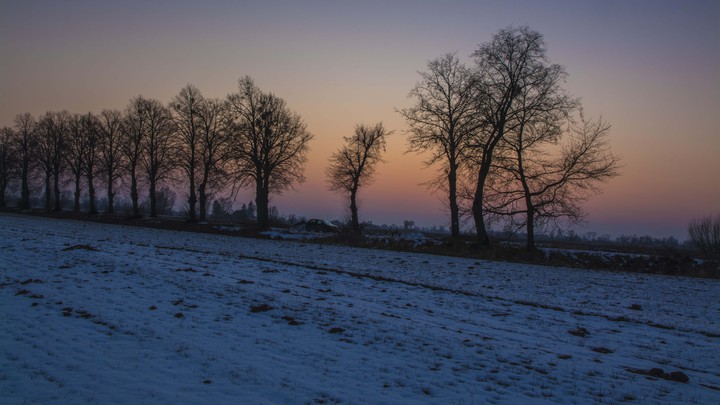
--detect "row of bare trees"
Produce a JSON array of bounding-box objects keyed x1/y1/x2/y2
[
  {"x1": 400, "y1": 26, "x2": 621, "y2": 250},
  {"x1": 0, "y1": 77, "x2": 313, "y2": 229},
  {"x1": 1, "y1": 26, "x2": 620, "y2": 248}
]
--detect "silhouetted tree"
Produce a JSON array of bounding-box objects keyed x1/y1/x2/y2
[
  {"x1": 149, "y1": 186, "x2": 176, "y2": 216},
  {"x1": 139, "y1": 99, "x2": 176, "y2": 218},
  {"x1": 327, "y1": 123, "x2": 389, "y2": 234},
  {"x1": 227, "y1": 76, "x2": 313, "y2": 229},
  {"x1": 66, "y1": 114, "x2": 87, "y2": 212},
  {"x1": 399, "y1": 53, "x2": 479, "y2": 238},
  {"x1": 122, "y1": 97, "x2": 149, "y2": 217},
  {"x1": 14, "y1": 113, "x2": 36, "y2": 210},
  {"x1": 81, "y1": 113, "x2": 101, "y2": 214},
  {"x1": 485, "y1": 114, "x2": 620, "y2": 250},
  {"x1": 211, "y1": 197, "x2": 231, "y2": 220},
  {"x1": 246, "y1": 200, "x2": 256, "y2": 219},
  {"x1": 469, "y1": 25, "x2": 564, "y2": 246},
  {"x1": 0, "y1": 127, "x2": 16, "y2": 207},
  {"x1": 197, "y1": 98, "x2": 232, "y2": 221},
  {"x1": 98, "y1": 109, "x2": 125, "y2": 214},
  {"x1": 36, "y1": 111, "x2": 69, "y2": 211},
  {"x1": 170, "y1": 84, "x2": 203, "y2": 222},
  {"x1": 480, "y1": 47, "x2": 578, "y2": 250},
  {"x1": 688, "y1": 214, "x2": 720, "y2": 259}
]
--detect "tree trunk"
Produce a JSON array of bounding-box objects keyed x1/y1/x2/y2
[
  {"x1": 130, "y1": 168, "x2": 140, "y2": 217},
  {"x1": 198, "y1": 164, "x2": 211, "y2": 222},
  {"x1": 515, "y1": 140, "x2": 536, "y2": 251},
  {"x1": 0, "y1": 182, "x2": 6, "y2": 208},
  {"x1": 255, "y1": 177, "x2": 269, "y2": 230},
  {"x1": 106, "y1": 171, "x2": 114, "y2": 214},
  {"x1": 73, "y1": 175, "x2": 81, "y2": 212},
  {"x1": 21, "y1": 162, "x2": 30, "y2": 210},
  {"x1": 350, "y1": 187, "x2": 360, "y2": 234},
  {"x1": 472, "y1": 167, "x2": 491, "y2": 246},
  {"x1": 149, "y1": 180, "x2": 157, "y2": 218},
  {"x1": 198, "y1": 183, "x2": 207, "y2": 222},
  {"x1": 448, "y1": 161, "x2": 460, "y2": 239},
  {"x1": 187, "y1": 156, "x2": 197, "y2": 222},
  {"x1": 44, "y1": 174, "x2": 51, "y2": 211},
  {"x1": 87, "y1": 172, "x2": 97, "y2": 215},
  {"x1": 525, "y1": 205, "x2": 536, "y2": 251},
  {"x1": 53, "y1": 172, "x2": 61, "y2": 211},
  {"x1": 187, "y1": 187, "x2": 197, "y2": 222}
]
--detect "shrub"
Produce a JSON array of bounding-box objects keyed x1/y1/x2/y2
[{"x1": 688, "y1": 214, "x2": 720, "y2": 259}]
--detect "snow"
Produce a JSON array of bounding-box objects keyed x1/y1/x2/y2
[{"x1": 1, "y1": 213, "x2": 719, "y2": 404}]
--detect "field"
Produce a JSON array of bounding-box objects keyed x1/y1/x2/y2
[{"x1": 1, "y1": 213, "x2": 719, "y2": 404}]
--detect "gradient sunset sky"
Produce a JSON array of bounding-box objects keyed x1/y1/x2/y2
[{"x1": 1, "y1": 0, "x2": 718, "y2": 239}]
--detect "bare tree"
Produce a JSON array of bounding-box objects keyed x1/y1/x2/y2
[
  {"x1": 65, "y1": 114, "x2": 87, "y2": 212},
  {"x1": 327, "y1": 123, "x2": 389, "y2": 234},
  {"x1": 399, "y1": 53, "x2": 479, "y2": 238},
  {"x1": 36, "y1": 111, "x2": 69, "y2": 211},
  {"x1": 63, "y1": 112, "x2": 102, "y2": 214},
  {"x1": 481, "y1": 48, "x2": 578, "y2": 250},
  {"x1": 35, "y1": 115, "x2": 54, "y2": 210},
  {"x1": 469, "y1": 25, "x2": 565, "y2": 246},
  {"x1": 122, "y1": 97, "x2": 148, "y2": 217},
  {"x1": 0, "y1": 127, "x2": 16, "y2": 207},
  {"x1": 688, "y1": 214, "x2": 720, "y2": 259},
  {"x1": 228, "y1": 76, "x2": 313, "y2": 229},
  {"x1": 140, "y1": 99, "x2": 176, "y2": 218},
  {"x1": 14, "y1": 113, "x2": 36, "y2": 210},
  {"x1": 485, "y1": 114, "x2": 620, "y2": 250},
  {"x1": 98, "y1": 109, "x2": 125, "y2": 214},
  {"x1": 170, "y1": 84, "x2": 203, "y2": 222},
  {"x1": 81, "y1": 113, "x2": 101, "y2": 214},
  {"x1": 197, "y1": 98, "x2": 232, "y2": 221}
]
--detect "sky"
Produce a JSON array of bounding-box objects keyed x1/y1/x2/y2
[{"x1": 1, "y1": 0, "x2": 718, "y2": 239}]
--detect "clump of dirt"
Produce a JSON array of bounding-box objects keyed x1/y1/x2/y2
[
  {"x1": 569, "y1": 327, "x2": 589, "y2": 337},
  {"x1": 62, "y1": 244, "x2": 97, "y2": 252},
  {"x1": 628, "y1": 367, "x2": 689, "y2": 383},
  {"x1": 282, "y1": 316, "x2": 303, "y2": 326},
  {"x1": 175, "y1": 268, "x2": 198, "y2": 273},
  {"x1": 250, "y1": 304, "x2": 274, "y2": 313}
]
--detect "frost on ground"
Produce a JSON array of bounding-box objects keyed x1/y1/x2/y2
[{"x1": 1, "y1": 213, "x2": 719, "y2": 404}]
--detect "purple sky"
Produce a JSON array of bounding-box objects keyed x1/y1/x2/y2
[{"x1": 1, "y1": 0, "x2": 718, "y2": 239}]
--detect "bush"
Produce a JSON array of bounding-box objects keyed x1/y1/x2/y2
[{"x1": 688, "y1": 214, "x2": 720, "y2": 259}]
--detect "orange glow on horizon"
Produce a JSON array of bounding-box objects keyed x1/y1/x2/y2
[{"x1": 1, "y1": 1, "x2": 718, "y2": 238}]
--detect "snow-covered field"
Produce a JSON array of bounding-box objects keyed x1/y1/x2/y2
[{"x1": 1, "y1": 214, "x2": 719, "y2": 404}]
